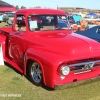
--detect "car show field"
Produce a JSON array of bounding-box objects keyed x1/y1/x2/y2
[
  {"x1": 1, "y1": 8, "x2": 100, "y2": 89},
  {"x1": 1, "y1": 6, "x2": 100, "y2": 100},
  {"x1": 0, "y1": 21, "x2": 100, "y2": 100}
]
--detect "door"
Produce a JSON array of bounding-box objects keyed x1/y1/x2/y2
[{"x1": 8, "y1": 14, "x2": 27, "y2": 66}]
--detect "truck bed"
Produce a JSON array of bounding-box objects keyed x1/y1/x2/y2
[{"x1": 0, "y1": 27, "x2": 12, "y2": 36}]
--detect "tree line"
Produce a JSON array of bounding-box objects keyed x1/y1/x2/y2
[
  {"x1": 16, "y1": 5, "x2": 98, "y2": 13},
  {"x1": 16, "y1": 5, "x2": 41, "y2": 10}
]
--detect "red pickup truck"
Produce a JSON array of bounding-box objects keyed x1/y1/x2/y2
[{"x1": 1, "y1": 8, "x2": 100, "y2": 89}]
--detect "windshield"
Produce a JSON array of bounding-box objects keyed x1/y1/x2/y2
[{"x1": 28, "y1": 14, "x2": 70, "y2": 31}]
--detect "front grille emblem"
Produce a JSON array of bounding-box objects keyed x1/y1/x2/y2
[{"x1": 84, "y1": 62, "x2": 94, "y2": 69}]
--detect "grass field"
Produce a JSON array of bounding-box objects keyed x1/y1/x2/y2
[
  {"x1": 0, "y1": 22, "x2": 8, "y2": 27},
  {"x1": 0, "y1": 64, "x2": 100, "y2": 100},
  {"x1": 0, "y1": 22, "x2": 100, "y2": 100}
]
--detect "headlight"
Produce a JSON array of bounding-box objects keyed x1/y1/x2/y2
[{"x1": 60, "y1": 66, "x2": 70, "y2": 75}]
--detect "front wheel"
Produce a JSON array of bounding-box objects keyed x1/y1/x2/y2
[{"x1": 27, "y1": 61, "x2": 43, "y2": 86}]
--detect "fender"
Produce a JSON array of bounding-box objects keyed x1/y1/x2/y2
[
  {"x1": 0, "y1": 34, "x2": 6, "y2": 65},
  {"x1": 23, "y1": 48, "x2": 70, "y2": 86},
  {"x1": 24, "y1": 47, "x2": 70, "y2": 74},
  {"x1": 23, "y1": 48, "x2": 47, "y2": 85}
]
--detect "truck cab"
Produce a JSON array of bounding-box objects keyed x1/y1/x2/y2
[{"x1": 7, "y1": 9, "x2": 70, "y2": 67}]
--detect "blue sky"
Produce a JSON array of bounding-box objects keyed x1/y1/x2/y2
[{"x1": 4, "y1": 0, "x2": 100, "y2": 9}]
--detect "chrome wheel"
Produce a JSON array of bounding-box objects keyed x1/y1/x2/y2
[
  {"x1": 27, "y1": 61, "x2": 43, "y2": 86},
  {"x1": 30, "y1": 62, "x2": 42, "y2": 85}
]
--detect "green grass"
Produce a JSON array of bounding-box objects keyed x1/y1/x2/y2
[
  {"x1": 0, "y1": 65, "x2": 100, "y2": 100},
  {"x1": 0, "y1": 22, "x2": 8, "y2": 27}
]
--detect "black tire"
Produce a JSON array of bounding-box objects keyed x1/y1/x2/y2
[{"x1": 27, "y1": 61, "x2": 43, "y2": 86}]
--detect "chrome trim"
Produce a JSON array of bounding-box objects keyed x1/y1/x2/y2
[
  {"x1": 68, "y1": 60, "x2": 100, "y2": 67},
  {"x1": 74, "y1": 70, "x2": 91, "y2": 74},
  {"x1": 68, "y1": 60, "x2": 100, "y2": 74}
]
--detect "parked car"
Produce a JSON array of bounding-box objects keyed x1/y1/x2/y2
[
  {"x1": 0, "y1": 13, "x2": 6, "y2": 23},
  {"x1": 58, "y1": 16, "x2": 71, "y2": 29},
  {"x1": 67, "y1": 14, "x2": 76, "y2": 25},
  {"x1": 76, "y1": 26, "x2": 100, "y2": 42},
  {"x1": 1, "y1": 9, "x2": 100, "y2": 89},
  {"x1": 3, "y1": 12, "x2": 15, "y2": 23}
]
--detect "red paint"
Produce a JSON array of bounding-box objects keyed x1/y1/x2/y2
[
  {"x1": 0, "y1": 7, "x2": 16, "y2": 12},
  {"x1": 0, "y1": 9, "x2": 100, "y2": 88}
]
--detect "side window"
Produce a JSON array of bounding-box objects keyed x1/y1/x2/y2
[{"x1": 15, "y1": 14, "x2": 26, "y2": 31}]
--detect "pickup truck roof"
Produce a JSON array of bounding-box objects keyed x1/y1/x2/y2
[{"x1": 16, "y1": 8, "x2": 66, "y2": 15}]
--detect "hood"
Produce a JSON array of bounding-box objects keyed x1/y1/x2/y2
[{"x1": 29, "y1": 30, "x2": 100, "y2": 61}]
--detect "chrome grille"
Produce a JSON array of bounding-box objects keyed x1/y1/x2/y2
[{"x1": 68, "y1": 60, "x2": 100, "y2": 74}]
